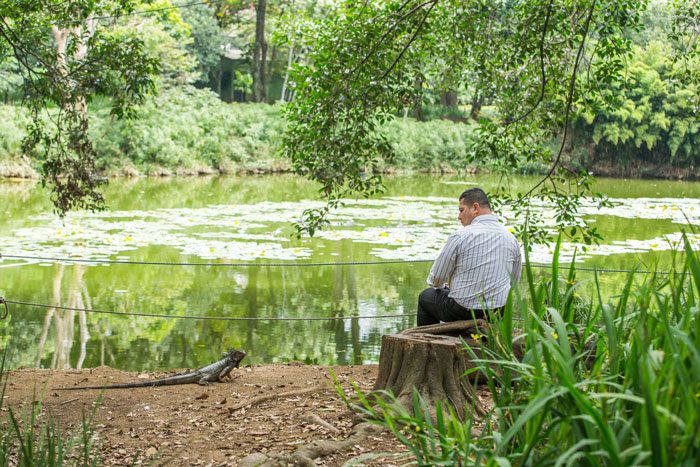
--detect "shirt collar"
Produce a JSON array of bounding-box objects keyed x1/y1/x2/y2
[{"x1": 469, "y1": 214, "x2": 499, "y2": 226}]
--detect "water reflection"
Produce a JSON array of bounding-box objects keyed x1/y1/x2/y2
[
  {"x1": 34, "y1": 264, "x2": 91, "y2": 369},
  {"x1": 332, "y1": 241, "x2": 361, "y2": 365},
  {"x1": 0, "y1": 174, "x2": 699, "y2": 371}
]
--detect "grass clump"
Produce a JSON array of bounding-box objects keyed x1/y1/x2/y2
[
  {"x1": 0, "y1": 353, "x2": 106, "y2": 466},
  {"x1": 346, "y1": 233, "x2": 700, "y2": 465}
]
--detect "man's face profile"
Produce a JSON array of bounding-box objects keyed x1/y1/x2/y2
[{"x1": 458, "y1": 199, "x2": 478, "y2": 226}]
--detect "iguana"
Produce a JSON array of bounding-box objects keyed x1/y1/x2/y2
[{"x1": 56, "y1": 348, "x2": 246, "y2": 390}]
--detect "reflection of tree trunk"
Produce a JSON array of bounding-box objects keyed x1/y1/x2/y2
[
  {"x1": 333, "y1": 261, "x2": 347, "y2": 365},
  {"x1": 281, "y1": 267, "x2": 288, "y2": 310},
  {"x1": 55, "y1": 266, "x2": 82, "y2": 368},
  {"x1": 245, "y1": 267, "x2": 259, "y2": 351},
  {"x1": 351, "y1": 317, "x2": 361, "y2": 365},
  {"x1": 333, "y1": 240, "x2": 361, "y2": 364},
  {"x1": 252, "y1": 0, "x2": 268, "y2": 103},
  {"x1": 345, "y1": 253, "x2": 357, "y2": 303},
  {"x1": 100, "y1": 334, "x2": 105, "y2": 366},
  {"x1": 54, "y1": 311, "x2": 72, "y2": 369},
  {"x1": 333, "y1": 264, "x2": 343, "y2": 303},
  {"x1": 266, "y1": 267, "x2": 276, "y2": 306},
  {"x1": 52, "y1": 265, "x2": 88, "y2": 369},
  {"x1": 36, "y1": 264, "x2": 65, "y2": 367},
  {"x1": 80, "y1": 282, "x2": 93, "y2": 368},
  {"x1": 344, "y1": 241, "x2": 361, "y2": 363},
  {"x1": 180, "y1": 334, "x2": 188, "y2": 368}
]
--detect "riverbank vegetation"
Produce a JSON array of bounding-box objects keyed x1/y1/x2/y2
[
  {"x1": 346, "y1": 235, "x2": 700, "y2": 464},
  {"x1": 0, "y1": 91, "x2": 484, "y2": 178},
  {"x1": 1, "y1": 0, "x2": 698, "y2": 189},
  {"x1": 1, "y1": 79, "x2": 696, "y2": 180}
]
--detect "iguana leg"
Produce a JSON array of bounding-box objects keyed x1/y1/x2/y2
[
  {"x1": 197, "y1": 374, "x2": 216, "y2": 385},
  {"x1": 217, "y1": 364, "x2": 235, "y2": 381}
]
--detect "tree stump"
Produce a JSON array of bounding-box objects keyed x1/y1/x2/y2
[{"x1": 373, "y1": 320, "x2": 492, "y2": 420}]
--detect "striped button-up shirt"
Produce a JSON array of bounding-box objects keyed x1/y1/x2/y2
[{"x1": 427, "y1": 214, "x2": 522, "y2": 309}]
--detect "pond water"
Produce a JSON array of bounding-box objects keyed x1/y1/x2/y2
[{"x1": 1, "y1": 174, "x2": 699, "y2": 371}]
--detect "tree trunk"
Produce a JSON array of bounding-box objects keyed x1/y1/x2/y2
[
  {"x1": 265, "y1": 43, "x2": 277, "y2": 101},
  {"x1": 280, "y1": 39, "x2": 294, "y2": 104},
  {"x1": 440, "y1": 90, "x2": 458, "y2": 107},
  {"x1": 470, "y1": 89, "x2": 484, "y2": 121},
  {"x1": 373, "y1": 320, "x2": 492, "y2": 421},
  {"x1": 411, "y1": 75, "x2": 424, "y2": 121},
  {"x1": 252, "y1": 0, "x2": 268, "y2": 103},
  {"x1": 51, "y1": 15, "x2": 95, "y2": 114}
]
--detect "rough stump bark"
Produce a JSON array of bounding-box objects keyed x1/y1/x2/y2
[{"x1": 373, "y1": 320, "x2": 492, "y2": 420}]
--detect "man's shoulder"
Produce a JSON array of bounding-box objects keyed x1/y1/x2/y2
[{"x1": 468, "y1": 215, "x2": 510, "y2": 232}]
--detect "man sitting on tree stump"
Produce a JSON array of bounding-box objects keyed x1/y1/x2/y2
[{"x1": 417, "y1": 187, "x2": 522, "y2": 326}]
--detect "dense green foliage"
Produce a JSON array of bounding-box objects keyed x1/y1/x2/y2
[
  {"x1": 0, "y1": 0, "x2": 159, "y2": 215},
  {"x1": 281, "y1": 0, "x2": 649, "y2": 238},
  {"x1": 1, "y1": 0, "x2": 699, "y2": 232},
  {"x1": 573, "y1": 41, "x2": 700, "y2": 172},
  {"x1": 89, "y1": 88, "x2": 286, "y2": 175},
  {"x1": 1, "y1": 88, "x2": 492, "y2": 176},
  {"x1": 345, "y1": 235, "x2": 700, "y2": 465}
]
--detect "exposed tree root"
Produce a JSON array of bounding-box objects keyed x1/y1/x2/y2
[
  {"x1": 301, "y1": 413, "x2": 340, "y2": 434},
  {"x1": 229, "y1": 384, "x2": 329, "y2": 413}
]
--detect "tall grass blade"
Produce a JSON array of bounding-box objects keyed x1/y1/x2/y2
[{"x1": 551, "y1": 232, "x2": 562, "y2": 309}]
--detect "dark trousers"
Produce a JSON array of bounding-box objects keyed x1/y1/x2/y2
[{"x1": 416, "y1": 287, "x2": 503, "y2": 326}]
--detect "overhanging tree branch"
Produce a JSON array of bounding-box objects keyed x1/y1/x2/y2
[{"x1": 520, "y1": 0, "x2": 596, "y2": 201}]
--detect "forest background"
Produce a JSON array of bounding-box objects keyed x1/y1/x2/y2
[{"x1": 0, "y1": 0, "x2": 698, "y2": 181}]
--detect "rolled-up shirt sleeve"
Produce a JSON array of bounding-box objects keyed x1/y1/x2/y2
[
  {"x1": 511, "y1": 242, "x2": 522, "y2": 285},
  {"x1": 427, "y1": 232, "x2": 459, "y2": 287}
]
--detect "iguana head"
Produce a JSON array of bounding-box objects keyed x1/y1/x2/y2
[{"x1": 225, "y1": 348, "x2": 246, "y2": 368}]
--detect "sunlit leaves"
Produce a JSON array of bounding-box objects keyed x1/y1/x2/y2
[
  {"x1": 0, "y1": 0, "x2": 159, "y2": 216},
  {"x1": 282, "y1": 0, "x2": 646, "y2": 242}
]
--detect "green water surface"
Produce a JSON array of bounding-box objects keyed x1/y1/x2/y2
[{"x1": 1, "y1": 174, "x2": 698, "y2": 371}]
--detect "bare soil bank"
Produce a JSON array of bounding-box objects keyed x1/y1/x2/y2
[
  {"x1": 2, "y1": 363, "x2": 412, "y2": 466},
  {"x1": 587, "y1": 162, "x2": 699, "y2": 180},
  {"x1": 3, "y1": 159, "x2": 698, "y2": 182}
]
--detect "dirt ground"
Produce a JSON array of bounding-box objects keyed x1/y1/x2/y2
[{"x1": 0, "y1": 363, "x2": 492, "y2": 466}]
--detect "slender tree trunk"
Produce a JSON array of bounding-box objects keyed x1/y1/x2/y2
[
  {"x1": 51, "y1": 16, "x2": 95, "y2": 115},
  {"x1": 412, "y1": 75, "x2": 424, "y2": 121},
  {"x1": 265, "y1": 44, "x2": 277, "y2": 101},
  {"x1": 51, "y1": 26, "x2": 68, "y2": 73},
  {"x1": 470, "y1": 89, "x2": 484, "y2": 121},
  {"x1": 252, "y1": 0, "x2": 268, "y2": 103},
  {"x1": 212, "y1": 62, "x2": 222, "y2": 97},
  {"x1": 280, "y1": 39, "x2": 295, "y2": 104}
]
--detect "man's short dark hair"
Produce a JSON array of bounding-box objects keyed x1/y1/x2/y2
[{"x1": 459, "y1": 187, "x2": 491, "y2": 210}]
